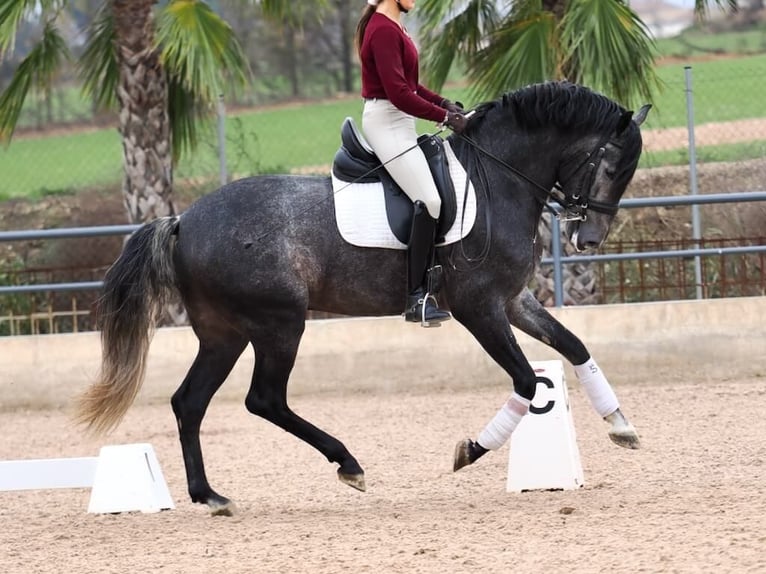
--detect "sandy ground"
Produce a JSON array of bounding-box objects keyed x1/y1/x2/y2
[{"x1": 1, "y1": 374, "x2": 765, "y2": 574}]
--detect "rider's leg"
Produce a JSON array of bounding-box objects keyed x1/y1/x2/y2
[
  {"x1": 405, "y1": 201, "x2": 451, "y2": 325},
  {"x1": 362, "y1": 99, "x2": 450, "y2": 325},
  {"x1": 362, "y1": 99, "x2": 442, "y2": 218}
]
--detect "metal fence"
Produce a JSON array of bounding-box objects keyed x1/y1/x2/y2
[{"x1": 1, "y1": 190, "x2": 765, "y2": 335}]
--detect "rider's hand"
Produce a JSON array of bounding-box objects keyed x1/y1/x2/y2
[
  {"x1": 441, "y1": 99, "x2": 464, "y2": 114},
  {"x1": 444, "y1": 112, "x2": 468, "y2": 134}
]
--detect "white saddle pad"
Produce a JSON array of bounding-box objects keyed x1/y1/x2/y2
[{"x1": 332, "y1": 140, "x2": 477, "y2": 250}]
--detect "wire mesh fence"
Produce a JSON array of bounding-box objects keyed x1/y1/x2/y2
[
  {"x1": 599, "y1": 237, "x2": 766, "y2": 304},
  {"x1": 2, "y1": 58, "x2": 764, "y2": 201}
]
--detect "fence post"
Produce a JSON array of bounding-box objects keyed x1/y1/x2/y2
[
  {"x1": 551, "y1": 215, "x2": 564, "y2": 307},
  {"x1": 684, "y1": 66, "x2": 703, "y2": 299},
  {"x1": 217, "y1": 94, "x2": 228, "y2": 186}
]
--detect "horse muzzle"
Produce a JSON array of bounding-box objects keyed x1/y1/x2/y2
[{"x1": 569, "y1": 223, "x2": 605, "y2": 253}]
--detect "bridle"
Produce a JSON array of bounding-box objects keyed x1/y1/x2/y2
[
  {"x1": 553, "y1": 140, "x2": 623, "y2": 221},
  {"x1": 456, "y1": 131, "x2": 621, "y2": 222}
]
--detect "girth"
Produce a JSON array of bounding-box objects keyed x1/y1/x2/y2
[{"x1": 332, "y1": 117, "x2": 457, "y2": 244}]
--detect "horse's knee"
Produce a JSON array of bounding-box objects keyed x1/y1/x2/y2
[{"x1": 513, "y1": 373, "x2": 537, "y2": 401}]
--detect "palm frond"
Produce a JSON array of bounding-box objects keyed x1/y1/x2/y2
[
  {"x1": 0, "y1": 0, "x2": 42, "y2": 53},
  {"x1": 78, "y1": 4, "x2": 119, "y2": 110},
  {"x1": 419, "y1": 0, "x2": 500, "y2": 90},
  {"x1": 158, "y1": 0, "x2": 250, "y2": 103},
  {"x1": 693, "y1": 0, "x2": 738, "y2": 20},
  {"x1": 0, "y1": 20, "x2": 69, "y2": 141},
  {"x1": 560, "y1": 0, "x2": 660, "y2": 106},
  {"x1": 166, "y1": 71, "x2": 201, "y2": 164},
  {"x1": 467, "y1": 11, "x2": 558, "y2": 103}
]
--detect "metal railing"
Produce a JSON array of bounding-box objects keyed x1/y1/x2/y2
[
  {"x1": 546, "y1": 191, "x2": 766, "y2": 306},
  {"x1": 2, "y1": 192, "x2": 766, "y2": 306}
]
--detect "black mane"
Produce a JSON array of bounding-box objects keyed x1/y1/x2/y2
[{"x1": 473, "y1": 81, "x2": 629, "y2": 134}]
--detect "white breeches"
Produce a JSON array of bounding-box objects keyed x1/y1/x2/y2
[{"x1": 362, "y1": 99, "x2": 442, "y2": 219}]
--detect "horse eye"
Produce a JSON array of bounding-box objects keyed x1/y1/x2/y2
[{"x1": 605, "y1": 168, "x2": 616, "y2": 179}]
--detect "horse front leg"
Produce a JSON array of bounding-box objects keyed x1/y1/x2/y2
[
  {"x1": 450, "y1": 301, "x2": 540, "y2": 471},
  {"x1": 507, "y1": 288, "x2": 640, "y2": 449}
]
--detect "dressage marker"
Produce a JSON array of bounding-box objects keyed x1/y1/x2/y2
[
  {"x1": 0, "y1": 443, "x2": 174, "y2": 514},
  {"x1": 507, "y1": 361, "x2": 584, "y2": 492}
]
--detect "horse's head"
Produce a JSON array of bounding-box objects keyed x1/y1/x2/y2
[{"x1": 559, "y1": 104, "x2": 651, "y2": 252}]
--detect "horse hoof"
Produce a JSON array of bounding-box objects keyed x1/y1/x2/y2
[
  {"x1": 338, "y1": 470, "x2": 366, "y2": 492},
  {"x1": 453, "y1": 438, "x2": 477, "y2": 472},
  {"x1": 209, "y1": 500, "x2": 237, "y2": 517},
  {"x1": 609, "y1": 428, "x2": 641, "y2": 449},
  {"x1": 605, "y1": 410, "x2": 641, "y2": 450}
]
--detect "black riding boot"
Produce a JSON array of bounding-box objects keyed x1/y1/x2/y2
[{"x1": 404, "y1": 201, "x2": 451, "y2": 326}]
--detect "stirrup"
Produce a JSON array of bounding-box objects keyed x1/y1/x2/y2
[{"x1": 405, "y1": 291, "x2": 451, "y2": 328}]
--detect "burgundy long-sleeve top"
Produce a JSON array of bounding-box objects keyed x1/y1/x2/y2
[{"x1": 360, "y1": 13, "x2": 447, "y2": 123}]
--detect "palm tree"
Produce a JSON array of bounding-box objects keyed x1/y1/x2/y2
[
  {"x1": 417, "y1": 0, "x2": 738, "y2": 108},
  {"x1": 0, "y1": 0, "x2": 256, "y2": 224},
  {"x1": 417, "y1": 0, "x2": 737, "y2": 305}
]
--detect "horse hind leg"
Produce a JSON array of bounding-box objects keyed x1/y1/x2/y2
[
  {"x1": 245, "y1": 323, "x2": 366, "y2": 492},
  {"x1": 171, "y1": 334, "x2": 248, "y2": 516}
]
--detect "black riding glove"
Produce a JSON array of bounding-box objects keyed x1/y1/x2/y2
[
  {"x1": 441, "y1": 99, "x2": 464, "y2": 114},
  {"x1": 444, "y1": 112, "x2": 468, "y2": 134}
]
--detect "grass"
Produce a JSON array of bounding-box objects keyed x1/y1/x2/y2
[
  {"x1": 645, "y1": 53, "x2": 766, "y2": 129},
  {"x1": 639, "y1": 140, "x2": 766, "y2": 169},
  {"x1": 654, "y1": 22, "x2": 766, "y2": 58},
  {"x1": 0, "y1": 50, "x2": 764, "y2": 199},
  {"x1": 0, "y1": 128, "x2": 123, "y2": 201}
]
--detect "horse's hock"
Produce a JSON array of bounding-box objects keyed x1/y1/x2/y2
[{"x1": 1, "y1": 297, "x2": 763, "y2": 411}]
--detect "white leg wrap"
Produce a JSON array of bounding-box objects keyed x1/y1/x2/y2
[
  {"x1": 477, "y1": 393, "x2": 531, "y2": 451},
  {"x1": 574, "y1": 357, "x2": 619, "y2": 418}
]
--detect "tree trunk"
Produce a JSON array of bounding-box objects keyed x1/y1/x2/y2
[
  {"x1": 337, "y1": 0, "x2": 354, "y2": 93},
  {"x1": 285, "y1": 24, "x2": 300, "y2": 98},
  {"x1": 112, "y1": 0, "x2": 175, "y2": 225}
]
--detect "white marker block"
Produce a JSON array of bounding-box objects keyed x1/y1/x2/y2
[
  {"x1": 88, "y1": 443, "x2": 174, "y2": 514},
  {"x1": 0, "y1": 457, "x2": 98, "y2": 491},
  {"x1": 507, "y1": 360, "x2": 584, "y2": 492}
]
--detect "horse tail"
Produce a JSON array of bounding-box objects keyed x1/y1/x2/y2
[{"x1": 76, "y1": 216, "x2": 180, "y2": 434}]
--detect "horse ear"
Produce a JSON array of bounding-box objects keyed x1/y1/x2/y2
[
  {"x1": 632, "y1": 103, "x2": 652, "y2": 127},
  {"x1": 615, "y1": 111, "x2": 633, "y2": 135}
]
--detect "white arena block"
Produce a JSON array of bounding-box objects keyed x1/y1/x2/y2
[
  {"x1": 0, "y1": 457, "x2": 98, "y2": 491},
  {"x1": 87, "y1": 443, "x2": 174, "y2": 514},
  {"x1": 507, "y1": 360, "x2": 584, "y2": 492}
]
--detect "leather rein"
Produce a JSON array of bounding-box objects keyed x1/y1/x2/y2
[
  {"x1": 455, "y1": 131, "x2": 620, "y2": 222},
  {"x1": 444, "y1": 129, "x2": 619, "y2": 270}
]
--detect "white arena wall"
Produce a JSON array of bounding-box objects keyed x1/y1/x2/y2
[{"x1": 1, "y1": 297, "x2": 763, "y2": 411}]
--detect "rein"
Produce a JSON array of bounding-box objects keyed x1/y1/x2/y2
[{"x1": 455, "y1": 131, "x2": 619, "y2": 221}]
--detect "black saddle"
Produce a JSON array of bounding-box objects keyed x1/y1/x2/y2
[{"x1": 332, "y1": 117, "x2": 457, "y2": 244}]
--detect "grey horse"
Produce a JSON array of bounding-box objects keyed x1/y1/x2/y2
[{"x1": 77, "y1": 81, "x2": 649, "y2": 515}]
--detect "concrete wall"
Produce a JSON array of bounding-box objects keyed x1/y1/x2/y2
[{"x1": 1, "y1": 297, "x2": 764, "y2": 411}]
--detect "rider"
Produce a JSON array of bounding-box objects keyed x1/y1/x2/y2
[{"x1": 356, "y1": 0, "x2": 469, "y2": 325}]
